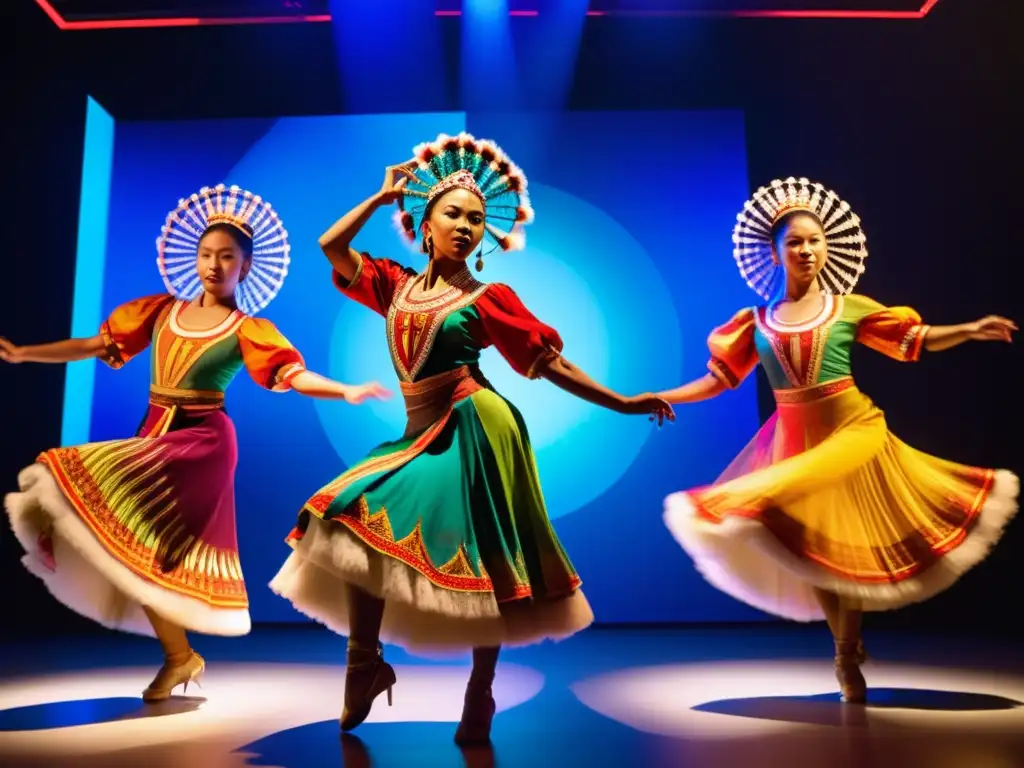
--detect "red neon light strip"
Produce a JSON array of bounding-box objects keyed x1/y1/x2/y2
[
  {"x1": 34, "y1": 1, "x2": 941, "y2": 31},
  {"x1": 438, "y1": 9, "x2": 540, "y2": 15}
]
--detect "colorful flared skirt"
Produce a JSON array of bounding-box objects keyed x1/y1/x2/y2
[
  {"x1": 663, "y1": 377, "x2": 1019, "y2": 621},
  {"x1": 4, "y1": 393, "x2": 250, "y2": 636},
  {"x1": 271, "y1": 364, "x2": 593, "y2": 651}
]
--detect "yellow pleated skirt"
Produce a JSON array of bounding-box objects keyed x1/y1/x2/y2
[{"x1": 664, "y1": 377, "x2": 1019, "y2": 621}]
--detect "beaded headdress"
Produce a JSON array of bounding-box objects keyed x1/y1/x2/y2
[
  {"x1": 733, "y1": 177, "x2": 868, "y2": 300},
  {"x1": 156, "y1": 184, "x2": 290, "y2": 315},
  {"x1": 395, "y1": 132, "x2": 534, "y2": 268}
]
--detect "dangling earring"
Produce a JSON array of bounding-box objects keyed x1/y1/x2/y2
[
  {"x1": 427, "y1": 236, "x2": 434, "y2": 258},
  {"x1": 475, "y1": 254, "x2": 484, "y2": 272}
]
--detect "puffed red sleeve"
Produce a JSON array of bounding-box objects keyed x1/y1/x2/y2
[
  {"x1": 99, "y1": 293, "x2": 176, "y2": 369},
  {"x1": 475, "y1": 283, "x2": 564, "y2": 379},
  {"x1": 852, "y1": 295, "x2": 930, "y2": 363},
  {"x1": 705, "y1": 307, "x2": 759, "y2": 388},
  {"x1": 237, "y1": 317, "x2": 308, "y2": 392},
  {"x1": 332, "y1": 252, "x2": 415, "y2": 316}
]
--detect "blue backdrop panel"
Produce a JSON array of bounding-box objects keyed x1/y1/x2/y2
[{"x1": 72, "y1": 108, "x2": 766, "y2": 623}]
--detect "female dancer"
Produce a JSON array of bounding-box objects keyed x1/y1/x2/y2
[
  {"x1": 270, "y1": 133, "x2": 673, "y2": 743},
  {"x1": 3, "y1": 184, "x2": 388, "y2": 701},
  {"x1": 658, "y1": 177, "x2": 1018, "y2": 703}
]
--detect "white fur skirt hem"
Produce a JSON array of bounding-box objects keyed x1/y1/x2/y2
[
  {"x1": 663, "y1": 469, "x2": 1019, "y2": 621},
  {"x1": 269, "y1": 515, "x2": 594, "y2": 652},
  {"x1": 4, "y1": 463, "x2": 251, "y2": 637}
]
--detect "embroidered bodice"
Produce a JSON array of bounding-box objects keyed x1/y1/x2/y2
[
  {"x1": 706, "y1": 293, "x2": 930, "y2": 391},
  {"x1": 99, "y1": 294, "x2": 306, "y2": 393},
  {"x1": 335, "y1": 253, "x2": 563, "y2": 383}
]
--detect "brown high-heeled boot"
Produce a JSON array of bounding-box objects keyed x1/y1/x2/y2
[
  {"x1": 455, "y1": 681, "x2": 497, "y2": 746},
  {"x1": 340, "y1": 641, "x2": 396, "y2": 732},
  {"x1": 455, "y1": 646, "x2": 500, "y2": 745}
]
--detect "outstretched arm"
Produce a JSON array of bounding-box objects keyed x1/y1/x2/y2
[
  {"x1": 922, "y1": 316, "x2": 1016, "y2": 353},
  {"x1": 855, "y1": 297, "x2": 1016, "y2": 361},
  {"x1": 538, "y1": 356, "x2": 628, "y2": 411},
  {"x1": 656, "y1": 373, "x2": 727, "y2": 405},
  {"x1": 319, "y1": 162, "x2": 417, "y2": 281},
  {"x1": 475, "y1": 284, "x2": 673, "y2": 424},
  {"x1": 538, "y1": 356, "x2": 674, "y2": 423},
  {"x1": 289, "y1": 370, "x2": 392, "y2": 404},
  {"x1": 0, "y1": 335, "x2": 106, "y2": 364},
  {"x1": 4, "y1": 295, "x2": 173, "y2": 368},
  {"x1": 237, "y1": 317, "x2": 391, "y2": 403}
]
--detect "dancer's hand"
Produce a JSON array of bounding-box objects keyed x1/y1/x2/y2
[
  {"x1": 620, "y1": 393, "x2": 676, "y2": 426},
  {"x1": 966, "y1": 315, "x2": 1017, "y2": 342},
  {"x1": 378, "y1": 161, "x2": 418, "y2": 204},
  {"x1": 343, "y1": 381, "x2": 393, "y2": 405},
  {"x1": 0, "y1": 337, "x2": 24, "y2": 364}
]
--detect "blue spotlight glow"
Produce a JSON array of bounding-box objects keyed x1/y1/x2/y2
[
  {"x1": 519, "y1": 0, "x2": 588, "y2": 110},
  {"x1": 330, "y1": 0, "x2": 444, "y2": 114},
  {"x1": 461, "y1": 0, "x2": 520, "y2": 110}
]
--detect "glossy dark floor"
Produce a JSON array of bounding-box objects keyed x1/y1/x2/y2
[{"x1": 1, "y1": 624, "x2": 1021, "y2": 767}]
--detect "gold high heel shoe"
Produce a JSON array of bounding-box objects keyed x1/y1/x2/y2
[
  {"x1": 142, "y1": 651, "x2": 205, "y2": 702},
  {"x1": 340, "y1": 642, "x2": 396, "y2": 732},
  {"x1": 454, "y1": 683, "x2": 496, "y2": 746}
]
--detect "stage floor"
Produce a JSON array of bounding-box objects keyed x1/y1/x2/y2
[{"x1": 0, "y1": 624, "x2": 1021, "y2": 767}]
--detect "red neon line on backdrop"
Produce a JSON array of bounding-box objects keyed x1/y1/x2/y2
[{"x1": 34, "y1": 0, "x2": 941, "y2": 31}]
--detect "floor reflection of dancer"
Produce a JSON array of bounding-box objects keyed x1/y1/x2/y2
[
  {"x1": 656, "y1": 177, "x2": 1018, "y2": 703},
  {"x1": 2, "y1": 185, "x2": 389, "y2": 701},
  {"x1": 270, "y1": 133, "x2": 673, "y2": 743}
]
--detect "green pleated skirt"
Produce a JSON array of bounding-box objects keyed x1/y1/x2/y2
[{"x1": 270, "y1": 366, "x2": 592, "y2": 651}]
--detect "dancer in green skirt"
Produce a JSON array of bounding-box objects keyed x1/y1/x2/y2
[{"x1": 270, "y1": 133, "x2": 673, "y2": 743}]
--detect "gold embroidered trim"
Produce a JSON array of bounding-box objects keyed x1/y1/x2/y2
[
  {"x1": 755, "y1": 296, "x2": 844, "y2": 387},
  {"x1": 386, "y1": 276, "x2": 489, "y2": 382},
  {"x1": 149, "y1": 384, "x2": 225, "y2": 406},
  {"x1": 707, "y1": 358, "x2": 740, "y2": 389},
  {"x1": 345, "y1": 254, "x2": 366, "y2": 290},
  {"x1": 98, "y1": 324, "x2": 125, "y2": 370},
  {"x1": 333, "y1": 497, "x2": 494, "y2": 593},
  {"x1": 899, "y1": 324, "x2": 929, "y2": 360},
  {"x1": 157, "y1": 303, "x2": 246, "y2": 388},
  {"x1": 270, "y1": 362, "x2": 306, "y2": 392},
  {"x1": 773, "y1": 376, "x2": 855, "y2": 404},
  {"x1": 762, "y1": 293, "x2": 834, "y2": 334},
  {"x1": 526, "y1": 347, "x2": 561, "y2": 379},
  {"x1": 398, "y1": 364, "x2": 471, "y2": 396},
  {"x1": 41, "y1": 446, "x2": 247, "y2": 607}
]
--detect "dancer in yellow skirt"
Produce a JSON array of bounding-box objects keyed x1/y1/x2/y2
[{"x1": 658, "y1": 177, "x2": 1018, "y2": 703}]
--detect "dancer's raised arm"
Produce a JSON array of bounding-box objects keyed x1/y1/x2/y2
[{"x1": 318, "y1": 161, "x2": 418, "y2": 281}]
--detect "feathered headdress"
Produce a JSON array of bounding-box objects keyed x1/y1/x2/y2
[
  {"x1": 732, "y1": 177, "x2": 868, "y2": 300},
  {"x1": 394, "y1": 132, "x2": 534, "y2": 266},
  {"x1": 156, "y1": 184, "x2": 290, "y2": 315}
]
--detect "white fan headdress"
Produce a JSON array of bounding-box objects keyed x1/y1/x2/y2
[
  {"x1": 732, "y1": 177, "x2": 867, "y2": 300},
  {"x1": 156, "y1": 184, "x2": 290, "y2": 315}
]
